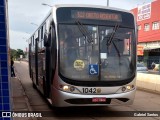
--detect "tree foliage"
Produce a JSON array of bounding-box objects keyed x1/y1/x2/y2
[
  {"x1": 10, "y1": 48, "x2": 25, "y2": 59},
  {"x1": 17, "y1": 49, "x2": 25, "y2": 58}
]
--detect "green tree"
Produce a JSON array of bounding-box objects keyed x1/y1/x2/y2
[
  {"x1": 10, "y1": 49, "x2": 18, "y2": 59},
  {"x1": 16, "y1": 49, "x2": 25, "y2": 58},
  {"x1": 10, "y1": 48, "x2": 25, "y2": 59}
]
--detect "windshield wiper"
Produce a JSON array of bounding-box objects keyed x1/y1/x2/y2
[
  {"x1": 107, "y1": 24, "x2": 119, "y2": 46},
  {"x1": 105, "y1": 24, "x2": 121, "y2": 57},
  {"x1": 112, "y1": 41, "x2": 121, "y2": 57},
  {"x1": 75, "y1": 20, "x2": 93, "y2": 43}
]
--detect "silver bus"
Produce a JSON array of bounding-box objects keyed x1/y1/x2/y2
[{"x1": 28, "y1": 4, "x2": 137, "y2": 107}]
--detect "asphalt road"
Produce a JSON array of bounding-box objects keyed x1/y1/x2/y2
[{"x1": 14, "y1": 61, "x2": 160, "y2": 120}]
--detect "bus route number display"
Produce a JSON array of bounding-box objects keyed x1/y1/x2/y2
[{"x1": 71, "y1": 10, "x2": 122, "y2": 21}]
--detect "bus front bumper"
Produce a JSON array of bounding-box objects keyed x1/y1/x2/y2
[{"x1": 51, "y1": 87, "x2": 136, "y2": 107}]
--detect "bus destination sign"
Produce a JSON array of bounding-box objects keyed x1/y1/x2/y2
[{"x1": 71, "y1": 10, "x2": 122, "y2": 21}]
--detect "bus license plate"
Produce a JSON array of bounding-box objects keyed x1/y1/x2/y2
[{"x1": 92, "y1": 98, "x2": 106, "y2": 103}]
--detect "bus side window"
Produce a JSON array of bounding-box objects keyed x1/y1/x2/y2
[
  {"x1": 33, "y1": 35, "x2": 36, "y2": 53},
  {"x1": 38, "y1": 30, "x2": 42, "y2": 50},
  {"x1": 32, "y1": 36, "x2": 34, "y2": 52},
  {"x1": 42, "y1": 24, "x2": 46, "y2": 48},
  {"x1": 31, "y1": 37, "x2": 32, "y2": 46},
  {"x1": 41, "y1": 26, "x2": 43, "y2": 40},
  {"x1": 33, "y1": 36, "x2": 34, "y2": 46}
]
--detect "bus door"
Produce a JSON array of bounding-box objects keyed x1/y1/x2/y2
[{"x1": 43, "y1": 23, "x2": 56, "y2": 97}]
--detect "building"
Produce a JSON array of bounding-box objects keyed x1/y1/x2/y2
[{"x1": 131, "y1": 0, "x2": 160, "y2": 68}]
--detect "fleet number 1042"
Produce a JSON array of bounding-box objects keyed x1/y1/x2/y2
[{"x1": 82, "y1": 88, "x2": 96, "y2": 93}]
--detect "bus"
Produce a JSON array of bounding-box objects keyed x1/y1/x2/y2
[{"x1": 28, "y1": 4, "x2": 137, "y2": 107}]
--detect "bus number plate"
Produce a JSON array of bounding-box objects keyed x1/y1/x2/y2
[
  {"x1": 82, "y1": 88, "x2": 98, "y2": 94},
  {"x1": 92, "y1": 98, "x2": 106, "y2": 102}
]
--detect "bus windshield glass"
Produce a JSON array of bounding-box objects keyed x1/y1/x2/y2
[{"x1": 58, "y1": 24, "x2": 135, "y2": 82}]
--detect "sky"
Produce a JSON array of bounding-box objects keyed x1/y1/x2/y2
[{"x1": 8, "y1": 0, "x2": 152, "y2": 51}]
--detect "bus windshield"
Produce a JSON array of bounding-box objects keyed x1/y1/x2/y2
[{"x1": 59, "y1": 24, "x2": 135, "y2": 82}]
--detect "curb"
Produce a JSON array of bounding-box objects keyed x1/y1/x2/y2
[
  {"x1": 137, "y1": 72, "x2": 160, "y2": 94},
  {"x1": 137, "y1": 87, "x2": 160, "y2": 95}
]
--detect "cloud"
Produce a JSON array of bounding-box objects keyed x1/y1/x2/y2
[{"x1": 8, "y1": 0, "x2": 50, "y2": 32}]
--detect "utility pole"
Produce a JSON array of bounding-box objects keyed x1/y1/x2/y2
[{"x1": 107, "y1": 0, "x2": 109, "y2": 7}]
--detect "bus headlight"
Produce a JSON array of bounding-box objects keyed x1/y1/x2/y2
[
  {"x1": 124, "y1": 85, "x2": 135, "y2": 92},
  {"x1": 59, "y1": 85, "x2": 76, "y2": 93},
  {"x1": 126, "y1": 85, "x2": 131, "y2": 90},
  {"x1": 63, "y1": 85, "x2": 69, "y2": 91},
  {"x1": 117, "y1": 85, "x2": 135, "y2": 93}
]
